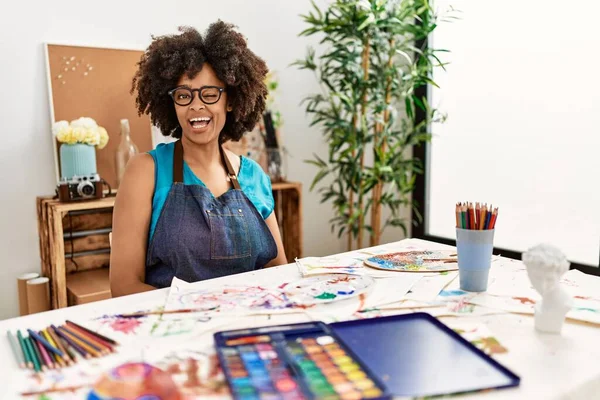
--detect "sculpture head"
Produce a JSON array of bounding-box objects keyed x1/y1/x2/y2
[{"x1": 522, "y1": 243, "x2": 570, "y2": 295}]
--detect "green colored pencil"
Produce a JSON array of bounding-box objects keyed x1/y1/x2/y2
[
  {"x1": 7, "y1": 331, "x2": 24, "y2": 368},
  {"x1": 17, "y1": 331, "x2": 32, "y2": 369},
  {"x1": 25, "y1": 336, "x2": 41, "y2": 372}
]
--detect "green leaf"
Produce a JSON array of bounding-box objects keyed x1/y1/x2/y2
[
  {"x1": 310, "y1": 169, "x2": 329, "y2": 191},
  {"x1": 357, "y1": 13, "x2": 376, "y2": 31}
]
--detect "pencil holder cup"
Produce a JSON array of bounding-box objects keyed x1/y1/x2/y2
[{"x1": 455, "y1": 228, "x2": 495, "y2": 292}]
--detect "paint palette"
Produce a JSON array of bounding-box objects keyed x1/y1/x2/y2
[
  {"x1": 216, "y1": 314, "x2": 521, "y2": 399},
  {"x1": 283, "y1": 275, "x2": 374, "y2": 305},
  {"x1": 215, "y1": 323, "x2": 388, "y2": 400},
  {"x1": 364, "y1": 250, "x2": 459, "y2": 272}
]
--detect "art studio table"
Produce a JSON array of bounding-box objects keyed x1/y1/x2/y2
[{"x1": 1, "y1": 239, "x2": 599, "y2": 399}]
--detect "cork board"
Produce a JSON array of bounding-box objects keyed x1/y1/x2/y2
[{"x1": 45, "y1": 43, "x2": 153, "y2": 189}]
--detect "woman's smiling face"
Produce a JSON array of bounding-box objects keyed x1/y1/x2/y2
[{"x1": 173, "y1": 63, "x2": 230, "y2": 146}]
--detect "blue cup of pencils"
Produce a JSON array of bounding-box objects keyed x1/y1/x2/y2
[{"x1": 455, "y1": 202, "x2": 498, "y2": 292}]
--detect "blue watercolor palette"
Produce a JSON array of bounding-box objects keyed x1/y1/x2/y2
[{"x1": 215, "y1": 313, "x2": 520, "y2": 399}]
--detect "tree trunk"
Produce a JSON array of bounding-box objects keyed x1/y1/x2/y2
[
  {"x1": 347, "y1": 112, "x2": 358, "y2": 251},
  {"x1": 370, "y1": 39, "x2": 395, "y2": 246},
  {"x1": 357, "y1": 35, "x2": 370, "y2": 250}
]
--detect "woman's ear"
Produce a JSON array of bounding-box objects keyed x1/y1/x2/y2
[{"x1": 227, "y1": 104, "x2": 233, "y2": 112}]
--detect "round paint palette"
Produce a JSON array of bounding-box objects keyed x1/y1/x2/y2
[
  {"x1": 364, "y1": 250, "x2": 459, "y2": 272},
  {"x1": 284, "y1": 274, "x2": 374, "y2": 305}
]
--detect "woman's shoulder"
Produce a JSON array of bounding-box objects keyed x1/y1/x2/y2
[{"x1": 239, "y1": 155, "x2": 270, "y2": 186}]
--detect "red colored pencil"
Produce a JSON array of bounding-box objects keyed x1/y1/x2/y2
[
  {"x1": 66, "y1": 320, "x2": 118, "y2": 346},
  {"x1": 468, "y1": 203, "x2": 475, "y2": 230},
  {"x1": 489, "y1": 207, "x2": 498, "y2": 229}
]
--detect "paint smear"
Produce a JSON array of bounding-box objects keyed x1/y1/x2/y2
[
  {"x1": 314, "y1": 292, "x2": 337, "y2": 300},
  {"x1": 107, "y1": 317, "x2": 143, "y2": 334}
]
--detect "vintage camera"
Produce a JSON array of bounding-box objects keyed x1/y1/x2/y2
[{"x1": 57, "y1": 174, "x2": 104, "y2": 202}]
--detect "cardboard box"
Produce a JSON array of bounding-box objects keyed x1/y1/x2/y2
[{"x1": 66, "y1": 268, "x2": 111, "y2": 306}]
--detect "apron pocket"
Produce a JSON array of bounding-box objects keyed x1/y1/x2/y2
[{"x1": 208, "y1": 210, "x2": 251, "y2": 259}]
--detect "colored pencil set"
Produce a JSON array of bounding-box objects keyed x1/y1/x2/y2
[
  {"x1": 455, "y1": 202, "x2": 498, "y2": 230},
  {"x1": 5, "y1": 320, "x2": 118, "y2": 372}
]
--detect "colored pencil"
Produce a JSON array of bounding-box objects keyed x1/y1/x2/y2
[
  {"x1": 27, "y1": 329, "x2": 64, "y2": 358},
  {"x1": 455, "y1": 203, "x2": 460, "y2": 228},
  {"x1": 31, "y1": 335, "x2": 46, "y2": 371},
  {"x1": 47, "y1": 326, "x2": 74, "y2": 364},
  {"x1": 41, "y1": 329, "x2": 66, "y2": 367},
  {"x1": 17, "y1": 330, "x2": 33, "y2": 369},
  {"x1": 489, "y1": 207, "x2": 498, "y2": 229},
  {"x1": 57, "y1": 334, "x2": 78, "y2": 362},
  {"x1": 457, "y1": 201, "x2": 498, "y2": 230},
  {"x1": 468, "y1": 203, "x2": 475, "y2": 229},
  {"x1": 39, "y1": 330, "x2": 60, "y2": 368},
  {"x1": 57, "y1": 326, "x2": 101, "y2": 358},
  {"x1": 60, "y1": 325, "x2": 106, "y2": 355},
  {"x1": 33, "y1": 335, "x2": 54, "y2": 369},
  {"x1": 479, "y1": 204, "x2": 487, "y2": 230},
  {"x1": 52, "y1": 325, "x2": 90, "y2": 358},
  {"x1": 65, "y1": 323, "x2": 113, "y2": 353},
  {"x1": 66, "y1": 320, "x2": 119, "y2": 346},
  {"x1": 7, "y1": 331, "x2": 24, "y2": 368},
  {"x1": 25, "y1": 336, "x2": 41, "y2": 372}
]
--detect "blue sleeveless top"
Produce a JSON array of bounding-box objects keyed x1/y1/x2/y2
[{"x1": 148, "y1": 142, "x2": 274, "y2": 241}]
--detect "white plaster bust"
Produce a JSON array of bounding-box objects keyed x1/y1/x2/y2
[{"x1": 522, "y1": 244, "x2": 572, "y2": 334}]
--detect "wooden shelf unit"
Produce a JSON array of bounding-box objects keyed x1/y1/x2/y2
[{"x1": 36, "y1": 181, "x2": 303, "y2": 309}]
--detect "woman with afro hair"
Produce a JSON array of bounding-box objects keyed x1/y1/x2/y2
[{"x1": 110, "y1": 22, "x2": 287, "y2": 296}]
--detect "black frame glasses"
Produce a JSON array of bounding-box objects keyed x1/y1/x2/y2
[{"x1": 168, "y1": 85, "x2": 226, "y2": 106}]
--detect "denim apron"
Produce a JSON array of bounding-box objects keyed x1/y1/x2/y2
[{"x1": 145, "y1": 140, "x2": 278, "y2": 288}]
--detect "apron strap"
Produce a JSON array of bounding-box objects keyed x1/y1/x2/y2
[
  {"x1": 172, "y1": 139, "x2": 241, "y2": 190},
  {"x1": 173, "y1": 139, "x2": 184, "y2": 183},
  {"x1": 220, "y1": 145, "x2": 241, "y2": 190}
]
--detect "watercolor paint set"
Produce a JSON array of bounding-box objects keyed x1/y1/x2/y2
[{"x1": 214, "y1": 313, "x2": 520, "y2": 400}]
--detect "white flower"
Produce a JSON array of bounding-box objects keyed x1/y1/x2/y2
[
  {"x1": 52, "y1": 120, "x2": 70, "y2": 137},
  {"x1": 70, "y1": 117, "x2": 98, "y2": 130},
  {"x1": 53, "y1": 117, "x2": 108, "y2": 149}
]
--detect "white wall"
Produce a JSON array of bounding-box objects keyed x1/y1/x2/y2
[
  {"x1": 427, "y1": 0, "x2": 600, "y2": 266},
  {"x1": 0, "y1": 0, "x2": 407, "y2": 319}
]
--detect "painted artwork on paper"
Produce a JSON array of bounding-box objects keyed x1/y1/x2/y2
[
  {"x1": 450, "y1": 323, "x2": 508, "y2": 356},
  {"x1": 295, "y1": 256, "x2": 363, "y2": 276},
  {"x1": 282, "y1": 274, "x2": 374, "y2": 305},
  {"x1": 364, "y1": 250, "x2": 459, "y2": 272},
  {"x1": 165, "y1": 285, "x2": 298, "y2": 315}
]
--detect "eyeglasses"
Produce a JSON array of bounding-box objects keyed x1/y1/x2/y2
[{"x1": 168, "y1": 85, "x2": 226, "y2": 106}]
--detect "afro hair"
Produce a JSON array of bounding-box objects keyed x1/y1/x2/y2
[{"x1": 131, "y1": 21, "x2": 269, "y2": 143}]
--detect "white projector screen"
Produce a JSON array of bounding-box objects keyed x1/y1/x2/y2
[{"x1": 427, "y1": 1, "x2": 600, "y2": 266}]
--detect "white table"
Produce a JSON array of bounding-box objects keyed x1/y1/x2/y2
[{"x1": 1, "y1": 239, "x2": 599, "y2": 399}]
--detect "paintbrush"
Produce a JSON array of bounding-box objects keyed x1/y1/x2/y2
[
  {"x1": 422, "y1": 257, "x2": 458, "y2": 263},
  {"x1": 361, "y1": 303, "x2": 442, "y2": 312},
  {"x1": 20, "y1": 384, "x2": 89, "y2": 396},
  {"x1": 117, "y1": 307, "x2": 219, "y2": 318}
]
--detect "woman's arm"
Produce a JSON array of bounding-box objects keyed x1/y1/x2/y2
[
  {"x1": 264, "y1": 212, "x2": 288, "y2": 267},
  {"x1": 109, "y1": 153, "x2": 157, "y2": 296}
]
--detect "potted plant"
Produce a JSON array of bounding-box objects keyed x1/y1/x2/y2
[
  {"x1": 53, "y1": 117, "x2": 109, "y2": 180},
  {"x1": 296, "y1": 0, "x2": 448, "y2": 250}
]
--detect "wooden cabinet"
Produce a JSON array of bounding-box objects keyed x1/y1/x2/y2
[{"x1": 36, "y1": 182, "x2": 303, "y2": 309}]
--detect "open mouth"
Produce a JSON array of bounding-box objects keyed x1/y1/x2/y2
[{"x1": 189, "y1": 116, "x2": 212, "y2": 130}]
